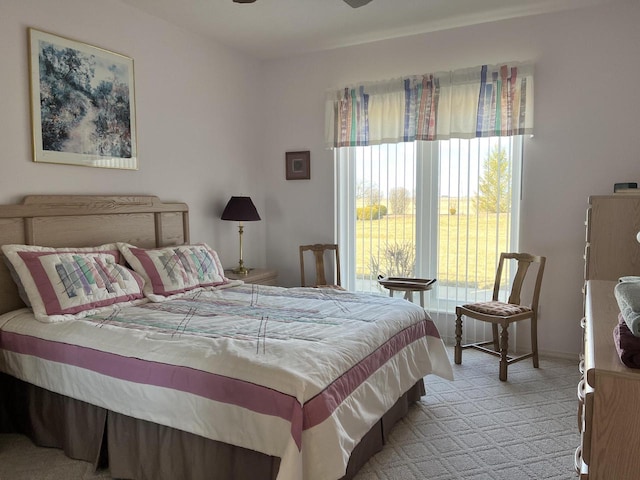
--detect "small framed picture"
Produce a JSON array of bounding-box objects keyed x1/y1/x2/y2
[{"x1": 285, "y1": 151, "x2": 310, "y2": 180}]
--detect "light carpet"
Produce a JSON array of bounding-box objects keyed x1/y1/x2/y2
[{"x1": 0, "y1": 348, "x2": 580, "y2": 480}]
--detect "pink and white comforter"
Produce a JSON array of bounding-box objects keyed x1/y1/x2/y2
[{"x1": 0, "y1": 284, "x2": 453, "y2": 480}]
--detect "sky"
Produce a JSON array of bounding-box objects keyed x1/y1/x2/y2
[{"x1": 354, "y1": 137, "x2": 513, "y2": 199}]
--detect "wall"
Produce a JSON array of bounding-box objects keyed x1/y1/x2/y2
[
  {"x1": 261, "y1": 0, "x2": 640, "y2": 356},
  {"x1": 3, "y1": 0, "x2": 640, "y2": 357},
  {"x1": 0, "y1": 0, "x2": 267, "y2": 268}
]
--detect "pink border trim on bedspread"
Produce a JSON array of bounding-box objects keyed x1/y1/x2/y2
[
  {"x1": 0, "y1": 318, "x2": 436, "y2": 450},
  {"x1": 303, "y1": 319, "x2": 433, "y2": 430}
]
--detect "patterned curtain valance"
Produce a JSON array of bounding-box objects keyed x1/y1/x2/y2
[{"x1": 325, "y1": 63, "x2": 534, "y2": 148}]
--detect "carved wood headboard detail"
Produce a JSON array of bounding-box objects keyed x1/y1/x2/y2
[{"x1": 0, "y1": 195, "x2": 189, "y2": 315}]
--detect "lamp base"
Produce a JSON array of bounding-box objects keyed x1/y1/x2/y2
[{"x1": 232, "y1": 265, "x2": 251, "y2": 275}]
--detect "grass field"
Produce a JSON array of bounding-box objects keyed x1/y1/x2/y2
[{"x1": 355, "y1": 212, "x2": 511, "y2": 290}]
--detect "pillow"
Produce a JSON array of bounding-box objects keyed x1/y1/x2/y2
[
  {"x1": 1, "y1": 244, "x2": 145, "y2": 323},
  {"x1": 3, "y1": 254, "x2": 32, "y2": 306},
  {"x1": 2, "y1": 243, "x2": 128, "y2": 308},
  {"x1": 117, "y1": 243, "x2": 229, "y2": 301}
]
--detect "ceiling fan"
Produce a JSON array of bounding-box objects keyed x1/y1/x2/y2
[{"x1": 233, "y1": 0, "x2": 373, "y2": 7}]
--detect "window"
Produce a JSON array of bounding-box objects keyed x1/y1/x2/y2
[
  {"x1": 327, "y1": 63, "x2": 533, "y2": 343},
  {"x1": 336, "y1": 136, "x2": 523, "y2": 341}
]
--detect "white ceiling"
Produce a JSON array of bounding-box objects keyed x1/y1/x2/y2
[{"x1": 120, "y1": 0, "x2": 614, "y2": 59}]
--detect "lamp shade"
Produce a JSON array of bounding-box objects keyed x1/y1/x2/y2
[{"x1": 221, "y1": 196, "x2": 261, "y2": 222}]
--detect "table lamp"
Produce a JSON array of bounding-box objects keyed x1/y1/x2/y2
[{"x1": 221, "y1": 196, "x2": 261, "y2": 275}]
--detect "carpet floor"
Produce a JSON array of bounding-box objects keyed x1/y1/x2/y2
[{"x1": 0, "y1": 348, "x2": 580, "y2": 480}]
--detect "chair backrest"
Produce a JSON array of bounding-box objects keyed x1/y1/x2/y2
[
  {"x1": 299, "y1": 244, "x2": 341, "y2": 287},
  {"x1": 492, "y1": 252, "x2": 546, "y2": 311}
]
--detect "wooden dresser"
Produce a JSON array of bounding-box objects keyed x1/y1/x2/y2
[{"x1": 577, "y1": 194, "x2": 640, "y2": 478}]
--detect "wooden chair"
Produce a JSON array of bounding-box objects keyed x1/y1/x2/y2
[
  {"x1": 299, "y1": 244, "x2": 341, "y2": 288},
  {"x1": 454, "y1": 252, "x2": 546, "y2": 381}
]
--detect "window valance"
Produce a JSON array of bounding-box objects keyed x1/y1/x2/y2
[{"x1": 325, "y1": 63, "x2": 534, "y2": 148}]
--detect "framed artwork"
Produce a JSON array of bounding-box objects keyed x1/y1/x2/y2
[
  {"x1": 285, "y1": 151, "x2": 310, "y2": 180},
  {"x1": 29, "y1": 28, "x2": 138, "y2": 170}
]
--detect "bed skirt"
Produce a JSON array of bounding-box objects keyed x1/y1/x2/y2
[{"x1": 0, "y1": 373, "x2": 425, "y2": 479}]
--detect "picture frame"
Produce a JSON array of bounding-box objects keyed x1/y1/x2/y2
[
  {"x1": 285, "y1": 151, "x2": 310, "y2": 180},
  {"x1": 29, "y1": 28, "x2": 138, "y2": 170}
]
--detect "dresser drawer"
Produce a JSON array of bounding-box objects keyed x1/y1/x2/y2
[{"x1": 584, "y1": 243, "x2": 591, "y2": 281}]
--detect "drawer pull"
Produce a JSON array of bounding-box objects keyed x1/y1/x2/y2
[
  {"x1": 575, "y1": 443, "x2": 589, "y2": 478},
  {"x1": 577, "y1": 378, "x2": 586, "y2": 402}
]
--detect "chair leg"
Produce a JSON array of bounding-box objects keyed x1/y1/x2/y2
[
  {"x1": 491, "y1": 324, "x2": 499, "y2": 351},
  {"x1": 531, "y1": 315, "x2": 539, "y2": 368},
  {"x1": 499, "y1": 324, "x2": 509, "y2": 381},
  {"x1": 454, "y1": 312, "x2": 463, "y2": 365}
]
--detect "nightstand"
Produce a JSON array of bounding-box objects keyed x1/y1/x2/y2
[{"x1": 225, "y1": 268, "x2": 278, "y2": 285}]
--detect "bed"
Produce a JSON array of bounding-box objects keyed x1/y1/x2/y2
[{"x1": 0, "y1": 195, "x2": 453, "y2": 480}]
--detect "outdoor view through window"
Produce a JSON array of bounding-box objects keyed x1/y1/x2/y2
[{"x1": 336, "y1": 135, "x2": 523, "y2": 319}]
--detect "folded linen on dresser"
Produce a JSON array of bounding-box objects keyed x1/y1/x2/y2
[
  {"x1": 618, "y1": 276, "x2": 640, "y2": 283},
  {"x1": 614, "y1": 277, "x2": 640, "y2": 337},
  {"x1": 613, "y1": 312, "x2": 640, "y2": 368}
]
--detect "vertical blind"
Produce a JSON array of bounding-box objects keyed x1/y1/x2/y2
[{"x1": 337, "y1": 136, "x2": 522, "y2": 345}]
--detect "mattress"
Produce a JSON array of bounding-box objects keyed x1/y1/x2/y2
[{"x1": 0, "y1": 284, "x2": 452, "y2": 480}]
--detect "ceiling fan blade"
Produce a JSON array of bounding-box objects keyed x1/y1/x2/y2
[
  {"x1": 344, "y1": 0, "x2": 373, "y2": 7},
  {"x1": 232, "y1": 0, "x2": 372, "y2": 6}
]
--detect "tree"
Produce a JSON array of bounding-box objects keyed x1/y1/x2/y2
[
  {"x1": 370, "y1": 242, "x2": 415, "y2": 280},
  {"x1": 38, "y1": 44, "x2": 96, "y2": 151},
  {"x1": 475, "y1": 146, "x2": 511, "y2": 213},
  {"x1": 388, "y1": 187, "x2": 410, "y2": 214},
  {"x1": 356, "y1": 182, "x2": 382, "y2": 205}
]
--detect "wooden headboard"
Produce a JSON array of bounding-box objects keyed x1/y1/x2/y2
[{"x1": 0, "y1": 195, "x2": 189, "y2": 315}]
